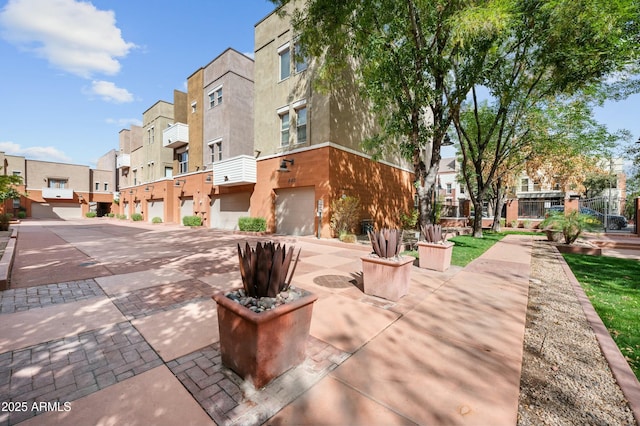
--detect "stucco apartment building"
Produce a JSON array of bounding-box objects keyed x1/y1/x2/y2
[
  {"x1": 1, "y1": 151, "x2": 115, "y2": 219},
  {"x1": 115, "y1": 6, "x2": 415, "y2": 236}
]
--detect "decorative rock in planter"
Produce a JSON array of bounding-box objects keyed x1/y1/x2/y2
[
  {"x1": 212, "y1": 288, "x2": 317, "y2": 389},
  {"x1": 361, "y1": 254, "x2": 414, "y2": 301},
  {"x1": 361, "y1": 228, "x2": 413, "y2": 301},
  {"x1": 417, "y1": 241, "x2": 454, "y2": 272},
  {"x1": 212, "y1": 241, "x2": 317, "y2": 389},
  {"x1": 418, "y1": 224, "x2": 454, "y2": 272}
]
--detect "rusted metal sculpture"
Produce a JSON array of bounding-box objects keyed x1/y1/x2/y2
[
  {"x1": 421, "y1": 224, "x2": 444, "y2": 243},
  {"x1": 367, "y1": 228, "x2": 403, "y2": 258},
  {"x1": 237, "y1": 242, "x2": 300, "y2": 298}
]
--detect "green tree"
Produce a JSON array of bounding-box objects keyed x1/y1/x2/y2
[
  {"x1": 0, "y1": 173, "x2": 23, "y2": 207},
  {"x1": 272, "y1": 0, "x2": 513, "y2": 228},
  {"x1": 452, "y1": 0, "x2": 639, "y2": 237}
]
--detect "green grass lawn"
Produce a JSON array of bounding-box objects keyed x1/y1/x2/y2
[
  {"x1": 562, "y1": 253, "x2": 640, "y2": 380},
  {"x1": 405, "y1": 231, "x2": 520, "y2": 266}
]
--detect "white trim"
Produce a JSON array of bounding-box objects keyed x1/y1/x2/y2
[
  {"x1": 292, "y1": 99, "x2": 306, "y2": 109},
  {"x1": 257, "y1": 142, "x2": 413, "y2": 173},
  {"x1": 276, "y1": 105, "x2": 289, "y2": 115},
  {"x1": 277, "y1": 42, "x2": 290, "y2": 54},
  {"x1": 207, "y1": 84, "x2": 223, "y2": 95},
  {"x1": 207, "y1": 137, "x2": 223, "y2": 146}
]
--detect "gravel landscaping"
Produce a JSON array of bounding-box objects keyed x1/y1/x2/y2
[{"x1": 518, "y1": 241, "x2": 636, "y2": 425}]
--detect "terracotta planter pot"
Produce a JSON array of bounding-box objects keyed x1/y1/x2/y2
[
  {"x1": 212, "y1": 290, "x2": 318, "y2": 389},
  {"x1": 417, "y1": 241, "x2": 454, "y2": 272},
  {"x1": 361, "y1": 255, "x2": 414, "y2": 301}
]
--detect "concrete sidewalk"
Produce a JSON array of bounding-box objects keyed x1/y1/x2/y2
[{"x1": 0, "y1": 220, "x2": 532, "y2": 425}]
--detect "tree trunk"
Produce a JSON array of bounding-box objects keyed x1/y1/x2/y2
[{"x1": 472, "y1": 198, "x2": 484, "y2": 237}]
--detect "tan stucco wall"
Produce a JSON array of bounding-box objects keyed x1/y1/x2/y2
[{"x1": 187, "y1": 68, "x2": 204, "y2": 174}]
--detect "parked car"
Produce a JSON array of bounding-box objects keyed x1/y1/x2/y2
[{"x1": 546, "y1": 206, "x2": 628, "y2": 230}]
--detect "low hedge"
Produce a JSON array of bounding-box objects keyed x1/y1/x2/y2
[
  {"x1": 151, "y1": 217, "x2": 163, "y2": 224},
  {"x1": 183, "y1": 215, "x2": 202, "y2": 227},
  {"x1": 85, "y1": 212, "x2": 97, "y2": 218},
  {"x1": 131, "y1": 213, "x2": 143, "y2": 221},
  {"x1": 238, "y1": 217, "x2": 267, "y2": 232}
]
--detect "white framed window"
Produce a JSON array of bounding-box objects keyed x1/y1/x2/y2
[
  {"x1": 446, "y1": 183, "x2": 452, "y2": 194},
  {"x1": 520, "y1": 178, "x2": 529, "y2": 192},
  {"x1": 95, "y1": 182, "x2": 99, "y2": 191},
  {"x1": 48, "y1": 178, "x2": 67, "y2": 189},
  {"x1": 295, "y1": 106, "x2": 307, "y2": 144},
  {"x1": 165, "y1": 167, "x2": 173, "y2": 178},
  {"x1": 12, "y1": 171, "x2": 21, "y2": 176},
  {"x1": 133, "y1": 170, "x2": 138, "y2": 186},
  {"x1": 208, "y1": 85, "x2": 223, "y2": 109},
  {"x1": 208, "y1": 138, "x2": 223, "y2": 163},
  {"x1": 12, "y1": 198, "x2": 20, "y2": 209},
  {"x1": 104, "y1": 183, "x2": 108, "y2": 191},
  {"x1": 294, "y1": 41, "x2": 307, "y2": 73},
  {"x1": 278, "y1": 42, "x2": 291, "y2": 81},
  {"x1": 178, "y1": 151, "x2": 188, "y2": 174},
  {"x1": 147, "y1": 127, "x2": 154, "y2": 144},
  {"x1": 280, "y1": 112, "x2": 290, "y2": 146}
]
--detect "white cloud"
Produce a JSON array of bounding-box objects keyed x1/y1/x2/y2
[
  {"x1": 105, "y1": 117, "x2": 142, "y2": 127},
  {"x1": 89, "y1": 80, "x2": 133, "y2": 103},
  {"x1": 0, "y1": 141, "x2": 72, "y2": 163},
  {"x1": 0, "y1": 0, "x2": 136, "y2": 78}
]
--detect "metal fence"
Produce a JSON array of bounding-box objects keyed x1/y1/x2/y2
[{"x1": 518, "y1": 199, "x2": 563, "y2": 219}]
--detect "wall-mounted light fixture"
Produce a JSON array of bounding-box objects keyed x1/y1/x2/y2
[
  {"x1": 278, "y1": 159, "x2": 294, "y2": 172},
  {"x1": 205, "y1": 175, "x2": 213, "y2": 183},
  {"x1": 129, "y1": 190, "x2": 134, "y2": 194},
  {"x1": 174, "y1": 179, "x2": 186, "y2": 187}
]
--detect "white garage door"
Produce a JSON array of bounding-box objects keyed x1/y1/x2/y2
[
  {"x1": 180, "y1": 197, "x2": 194, "y2": 224},
  {"x1": 210, "y1": 192, "x2": 250, "y2": 230},
  {"x1": 31, "y1": 202, "x2": 82, "y2": 220},
  {"x1": 275, "y1": 187, "x2": 315, "y2": 235},
  {"x1": 147, "y1": 199, "x2": 164, "y2": 222}
]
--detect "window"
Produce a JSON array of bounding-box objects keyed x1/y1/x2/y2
[
  {"x1": 95, "y1": 182, "x2": 99, "y2": 191},
  {"x1": 178, "y1": 152, "x2": 188, "y2": 174},
  {"x1": 48, "y1": 178, "x2": 67, "y2": 189},
  {"x1": 191, "y1": 102, "x2": 197, "y2": 113},
  {"x1": 147, "y1": 127, "x2": 154, "y2": 144},
  {"x1": 212, "y1": 142, "x2": 222, "y2": 163},
  {"x1": 294, "y1": 41, "x2": 307, "y2": 73},
  {"x1": 12, "y1": 198, "x2": 19, "y2": 209},
  {"x1": 12, "y1": 171, "x2": 20, "y2": 176},
  {"x1": 165, "y1": 167, "x2": 173, "y2": 178},
  {"x1": 278, "y1": 43, "x2": 291, "y2": 80},
  {"x1": 133, "y1": 170, "x2": 137, "y2": 185},
  {"x1": 208, "y1": 86, "x2": 223, "y2": 108},
  {"x1": 520, "y1": 178, "x2": 529, "y2": 192},
  {"x1": 104, "y1": 183, "x2": 108, "y2": 191},
  {"x1": 446, "y1": 183, "x2": 452, "y2": 194},
  {"x1": 296, "y1": 107, "x2": 307, "y2": 144},
  {"x1": 280, "y1": 112, "x2": 290, "y2": 146},
  {"x1": 460, "y1": 185, "x2": 465, "y2": 194}
]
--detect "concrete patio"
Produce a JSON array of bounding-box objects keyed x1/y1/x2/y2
[{"x1": 0, "y1": 219, "x2": 534, "y2": 425}]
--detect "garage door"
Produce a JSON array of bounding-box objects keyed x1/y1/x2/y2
[
  {"x1": 275, "y1": 187, "x2": 315, "y2": 235},
  {"x1": 180, "y1": 197, "x2": 194, "y2": 224},
  {"x1": 147, "y1": 199, "x2": 164, "y2": 222},
  {"x1": 210, "y1": 192, "x2": 251, "y2": 230},
  {"x1": 31, "y1": 202, "x2": 82, "y2": 220}
]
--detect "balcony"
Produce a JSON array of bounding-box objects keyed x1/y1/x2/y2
[
  {"x1": 116, "y1": 153, "x2": 130, "y2": 169},
  {"x1": 163, "y1": 123, "x2": 189, "y2": 149},
  {"x1": 212, "y1": 155, "x2": 257, "y2": 186},
  {"x1": 42, "y1": 188, "x2": 74, "y2": 199}
]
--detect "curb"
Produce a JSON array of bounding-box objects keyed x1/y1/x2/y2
[
  {"x1": 554, "y1": 247, "x2": 640, "y2": 424},
  {"x1": 0, "y1": 227, "x2": 18, "y2": 290}
]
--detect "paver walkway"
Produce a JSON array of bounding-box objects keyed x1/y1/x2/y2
[{"x1": 0, "y1": 220, "x2": 532, "y2": 425}]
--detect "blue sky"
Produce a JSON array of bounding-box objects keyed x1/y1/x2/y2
[
  {"x1": 0, "y1": 0, "x2": 275, "y2": 167},
  {"x1": 0, "y1": 0, "x2": 637, "y2": 168}
]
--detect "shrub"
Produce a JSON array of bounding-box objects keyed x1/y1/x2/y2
[
  {"x1": 238, "y1": 216, "x2": 267, "y2": 232},
  {"x1": 107, "y1": 213, "x2": 115, "y2": 218},
  {"x1": 330, "y1": 196, "x2": 360, "y2": 235},
  {"x1": 17, "y1": 211, "x2": 26, "y2": 219},
  {"x1": 118, "y1": 214, "x2": 127, "y2": 220},
  {"x1": 539, "y1": 210, "x2": 598, "y2": 244},
  {"x1": 183, "y1": 215, "x2": 202, "y2": 227},
  {"x1": 522, "y1": 219, "x2": 532, "y2": 229},
  {"x1": 339, "y1": 233, "x2": 357, "y2": 243},
  {"x1": 131, "y1": 213, "x2": 143, "y2": 221},
  {"x1": 400, "y1": 209, "x2": 420, "y2": 230},
  {"x1": 85, "y1": 211, "x2": 97, "y2": 218},
  {"x1": 151, "y1": 217, "x2": 163, "y2": 224}
]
